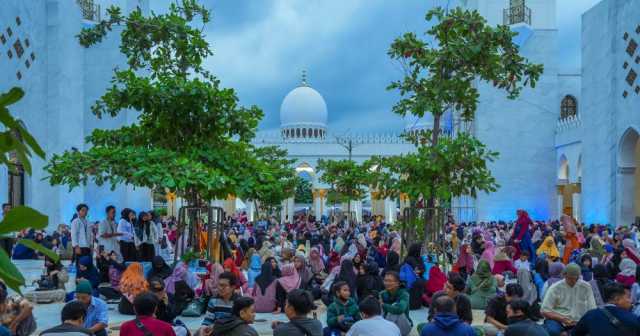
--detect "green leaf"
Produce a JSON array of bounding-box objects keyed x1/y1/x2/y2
[
  {"x1": 0, "y1": 206, "x2": 48, "y2": 235},
  {"x1": 16, "y1": 239, "x2": 59, "y2": 262},
  {"x1": 0, "y1": 87, "x2": 24, "y2": 107},
  {"x1": 0, "y1": 248, "x2": 25, "y2": 294}
]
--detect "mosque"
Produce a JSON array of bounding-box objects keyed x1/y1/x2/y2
[{"x1": 0, "y1": 0, "x2": 639, "y2": 229}]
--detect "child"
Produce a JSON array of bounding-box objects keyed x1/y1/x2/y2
[{"x1": 514, "y1": 250, "x2": 531, "y2": 271}]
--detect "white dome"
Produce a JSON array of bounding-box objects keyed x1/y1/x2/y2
[{"x1": 280, "y1": 86, "x2": 328, "y2": 128}]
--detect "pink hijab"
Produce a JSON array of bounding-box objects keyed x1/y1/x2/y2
[
  {"x1": 481, "y1": 241, "x2": 496, "y2": 269},
  {"x1": 204, "y1": 263, "x2": 224, "y2": 296},
  {"x1": 277, "y1": 263, "x2": 301, "y2": 293},
  {"x1": 309, "y1": 247, "x2": 325, "y2": 274}
]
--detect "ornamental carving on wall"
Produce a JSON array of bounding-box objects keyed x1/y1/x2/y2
[{"x1": 623, "y1": 25, "x2": 640, "y2": 98}]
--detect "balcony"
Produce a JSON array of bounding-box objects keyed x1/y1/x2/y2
[
  {"x1": 76, "y1": 0, "x2": 101, "y2": 22},
  {"x1": 503, "y1": 3, "x2": 531, "y2": 26}
]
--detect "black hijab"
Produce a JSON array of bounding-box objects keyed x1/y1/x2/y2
[
  {"x1": 336, "y1": 259, "x2": 357, "y2": 294},
  {"x1": 384, "y1": 250, "x2": 401, "y2": 275},
  {"x1": 255, "y1": 262, "x2": 276, "y2": 295},
  {"x1": 148, "y1": 256, "x2": 172, "y2": 280}
]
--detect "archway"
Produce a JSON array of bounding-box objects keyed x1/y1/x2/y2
[
  {"x1": 556, "y1": 155, "x2": 575, "y2": 217},
  {"x1": 618, "y1": 127, "x2": 640, "y2": 226}
]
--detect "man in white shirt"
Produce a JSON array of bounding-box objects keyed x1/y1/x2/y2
[
  {"x1": 71, "y1": 204, "x2": 93, "y2": 266},
  {"x1": 97, "y1": 205, "x2": 121, "y2": 256},
  {"x1": 346, "y1": 296, "x2": 400, "y2": 336}
]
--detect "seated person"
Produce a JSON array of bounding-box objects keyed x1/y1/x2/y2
[
  {"x1": 325, "y1": 281, "x2": 360, "y2": 336},
  {"x1": 120, "y1": 292, "x2": 176, "y2": 336},
  {"x1": 483, "y1": 283, "x2": 523, "y2": 336},
  {"x1": 272, "y1": 289, "x2": 322, "y2": 336},
  {"x1": 345, "y1": 296, "x2": 400, "y2": 336},
  {"x1": 212, "y1": 297, "x2": 259, "y2": 336},
  {"x1": 420, "y1": 296, "x2": 475, "y2": 336},
  {"x1": 40, "y1": 301, "x2": 92, "y2": 336},
  {"x1": 199, "y1": 272, "x2": 240, "y2": 334},
  {"x1": 73, "y1": 280, "x2": 108, "y2": 336},
  {"x1": 118, "y1": 262, "x2": 149, "y2": 315}
]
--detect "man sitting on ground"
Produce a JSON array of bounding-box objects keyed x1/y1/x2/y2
[
  {"x1": 420, "y1": 296, "x2": 476, "y2": 336},
  {"x1": 212, "y1": 297, "x2": 259, "y2": 336},
  {"x1": 272, "y1": 289, "x2": 322, "y2": 336},
  {"x1": 199, "y1": 272, "x2": 241, "y2": 336},
  {"x1": 540, "y1": 263, "x2": 596, "y2": 336},
  {"x1": 346, "y1": 296, "x2": 400, "y2": 336},
  {"x1": 73, "y1": 280, "x2": 108, "y2": 336},
  {"x1": 40, "y1": 301, "x2": 92, "y2": 336},
  {"x1": 120, "y1": 292, "x2": 176, "y2": 336},
  {"x1": 484, "y1": 283, "x2": 524, "y2": 336},
  {"x1": 428, "y1": 273, "x2": 473, "y2": 324},
  {"x1": 504, "y1": 299, "x2": 549, "y2": 336}
]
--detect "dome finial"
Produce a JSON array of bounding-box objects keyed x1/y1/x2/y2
[{"x1": 301, "y1": 69, "x2": 308, "y2": 87}]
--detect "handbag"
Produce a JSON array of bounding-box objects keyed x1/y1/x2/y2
[{"x1": 384, "y1": 313, "x2": 412, "y2": 336}]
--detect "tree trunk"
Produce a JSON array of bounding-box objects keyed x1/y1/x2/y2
[{"x1": 424, "y1": 115, "x2": 441, "y2": 249}]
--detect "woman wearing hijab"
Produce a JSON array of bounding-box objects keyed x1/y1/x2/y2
[
  {"x1": 511, "y1": 210, "x2": 536, "y2": 264},
  {"x1": 593, "y1": 264, "x2": 612, "y2": 300},
  {"x1": 541, "y1": 261, "x2": 565, "y2": 299},
  {"x1": 616, "y1": 258, "x2": 637, "y2": 287},
  {"x1": 481, "y1": 240, "x2": 497, "y2": 269},
  {"x1": 247, "y1": 254, "x2": 262, "y2": 289},
  {"x1": 467, "y1": 260, "x2": 497, "y2": 309},
  {"x1": 147, "y1": 255, "x2": 172, "y2": 280},
  {"x1": 589, "y1": 235, "x2": 606, "y2": 262},
  {"x1": 135, "y1": 211, "x2": 158, "y2": 262},
  {"x1": 424, "y1": 264, "x2": 447, "y2": 305},
  {"x1": 327, "y1": 251, "x2": 341, "y2": 272},
  {"x1": 252, "y1": 262, "x2": 278, "y2": 313},
  {"x1": 223, "y1": 257, "x2": 247, "y2": 292},
  {"x1": 561, "y1": 214, "x2": 579, "y2": 264},
  {"x1": 309, "y1": 247, "x2": 326, "y2": 275},
  {"x1": 335, "y1": 259, "x2": 358, "y2": 296},
  {"x1": 383, "y1": 250, "x2": 401, "y2": 277},
  {"x1": 165, "y1": 262, "x2": 195, "y2": 314},
  {"x1": 622, "y1": 238, "x2": 640, "y2": 264},
  {"x1": 118, "y1": 262, "x2": 149, "y2": 315},
  {"x1": 455, "y1": 244, "x2": 474, "y2": 280},
  {"x1": 204, "y1": 263, "x2": 224, "y2": 297},
  {"x1": 76, "y1": 256, "x2": 100, "y2": 292},
  {"x1": 275, "y1": 263, "x2": 301, "y2": 313},
  {"x1": 356, "y1": 261, "x2": 383, "y2": 302},
  {"x1": 536, "y1": 236, "x2": 560, "y2": 261},
  {"x1": 293, "y1": 254, "x2": 312, "y2": 290},
  {"x1": 517, "y1": 268, "x2": 538, "y2": 304},
  {"x1": 492, "y1": 246, "x2": 517, "y2": 275}
]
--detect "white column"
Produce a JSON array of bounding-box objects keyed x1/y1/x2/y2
[
  {"x1": 557, "y1": 194, "x2": 563, "y2": 218},
  {"x1": 247, "y1": 200, "x2": 255, "y2": 222},
  {"x1": 287, "y1": 197, "x2": 295, "y2": 224},
  {"x1": 354, "y1": 200, "x2": 363, "y2": 223},
  {"x1": 384, "y1": 198, "x2": 396, "y2": 224},
  {"x1": 572, "y1": 193, "x2": 580, "y2": 223}
]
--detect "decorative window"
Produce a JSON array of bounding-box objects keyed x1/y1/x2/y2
[
  {"x1": 16, "y1": 71, "x2": 21, "y2": 80},
  {"x1": 15, "y1": 17, "x2": 21, "y2": 26},
  {"x1": 624, "y1": 61, "x2": 629, "y2": 69},
  {"x1": 624, "y1": 32, "x2": 630, "y2": 41},
  {"x1": 636, "y1": 56, "x2": 640, "y2": 64},
  {"x1": 7, "y1": 49, "x2": 12, "y2": 59},
  {"x1": 6, "y1": 28, "x2": 12, "y2": 37},
  {"x1": 13, "y1": 39, "x2": 23, "y2": 58},
  {"x1": 314, "y1": 129, "x2": 318, "y2": 138},
  {"x1": 560, "y1": 95, "x2": 577, "y2": 119},
  {"x1": 302, "y1": 128, "x2": 307, "y2": 138},
  {"x1": 296, "y1": 128, "x2": 300, "y2": 138},
  {"x1": 308, "y1": 128, "x2": 312, "y2": 138},
  {"x1": 626, "y1": 69, "x2": 637, "y2": 86},
  {"x1": 24, "y1": 38, "x2": 29, "y2": 48},
  {"x1": 636, "y1": 86, "x2": 640, "y2": 94},
  {"x1": 627, "y1": 39, "x2": 638, "y2": 57},
  {"x1": 25, "y1": 60, "x2": 30, "y2": 68},
  {"x1": 624, "y1": 91, "x2": 629, "y2": 98},
  {"x1": 0, "y1": 34, "x2": 5, "y2": 44},
  {"x1": 30, "y1": 52, "x2": 35, "y2": 61},
  {"x1": 637, "y1": 25, "x2": 640, "y2": 34}
]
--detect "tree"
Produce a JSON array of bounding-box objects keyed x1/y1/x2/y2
[
  {"x1": 236, "y1": 146, "x2": 297, "y2": 218},
  {"x1": 44, "y1": 1, "x2": 263, "y2": 208},
  {"x1": 294, "y1": 178, "x2": 313, "y2": 204},
  {"x1": 382, "y1": 7, "x2": 543, "y2": 245},
  {"x1": 0, "y1": 87, "x2": 57, "y2": 293},
  {"x1": 317, "y1": 159, "x2": 369, "y2": 222}
]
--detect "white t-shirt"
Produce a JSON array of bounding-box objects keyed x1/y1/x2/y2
[
  {"x1": 346, "y1": 316, "x2": 400, "y2": 336},
  {"x1": 98, "y1": 218, "x2": 119, "y2": 254}
]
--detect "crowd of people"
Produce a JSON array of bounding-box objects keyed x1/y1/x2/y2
[{"x1": 0, "y1": 203, "x2": 638, "y2": 336}]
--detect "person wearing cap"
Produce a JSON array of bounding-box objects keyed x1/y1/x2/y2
[
  {"x1": 73, "y1": 280, "x2": 108, "y2": 336},
  {"x1": 540, "y1": 263, "x2": 596, "y2": 336}
]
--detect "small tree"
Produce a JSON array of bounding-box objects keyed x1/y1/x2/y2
[
  {"x1": 383, "y1": 7, "x2": 543, "y2": 245},
  {"x1": 236, "y1": 146, "x2": 297, "y2": 218},
  {"x1": 317, "y1": 159, "x2": 369, "y2": 223},
  {"x1": 0, "y1": 88, "x2": 57, "y2": 293},
  {"x1": 294, "y1": 178, "x2": 313, "y2": 204},
  {"x1": 45, "y1": 1, "x2": 263, "y2": 208}
]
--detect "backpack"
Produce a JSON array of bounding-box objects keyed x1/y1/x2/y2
[{"x1": 399, "y1": 263, "x2": 417, "y2": 289}]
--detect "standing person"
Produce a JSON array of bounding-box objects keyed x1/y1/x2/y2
[
  {"x1": 40, "y1": 301, "x2": 92, "y2": 336},
  {"x1": 504, "y1": 299, "x2": 549, "y2": 336},
  {"x1": 540, "y1": 264, "x2": 596, "y2": 336},
  {"x1": 0, "y1": 204, "x2": 13, "y2": 256},
  {"x1": 560, "y1": 215, "x2": 579, "y2": 265},
  {"x1": 512, "y1": 210, "x2": 536, "y2": 264},
  {"x1": 71, "y1": 204, "x2": 93, "y2": 267},
  {"x1": 345, "y1": 296, "x2": 400, "y2": 336},
  {"x1": 118, "y1": 208, "x2": 137, "y2": 262},
  {"x1": 135, "y1": 212, "x2": 158, "y2": 262},
  {"x1": 119, "y1": 292, "x2": 176, "y2": 336},
  {"x1": 325, "y1": 281, "x2": 360, "y2": 336},
  {"x1": 419, "y1": 296, "x2": 476, "y2": 336},
  {"x1": 573, "y1": 282, "x2": 640, "y2": 336},
  {"x1": 98, "y1": 205, "x2": 121, "y2": 257},
  {"x1": 380, "y1": 271, "x2": 412, "y2": 336},
  {"x1": 73, "y1": 280, "x2": 108, "y2": 336},
  {"x1": 271, "y1": 289, "x2": 322, "y2": 336},
  {"x1": 211, "y1": 297, "x2": 259, "y2": 336}
]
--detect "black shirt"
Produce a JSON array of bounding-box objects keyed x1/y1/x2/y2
[{"x1": 485, "y1": 294, "x2": 508, "y2": 326}]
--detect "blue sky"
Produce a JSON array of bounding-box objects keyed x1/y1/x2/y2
[{"x1": 153, "y1": 0, "x2": 601, "y2": 132}]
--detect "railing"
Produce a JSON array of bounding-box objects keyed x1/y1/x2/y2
[
  {"x1": 252, "y1": 130, "x2": 412, "y2": 145},
  {"x1": 503, "y1": 4, "x2": 531, "y2": 26},
  {"x1": 76, "y1": 0, "x2": 101, "y2": 22}
]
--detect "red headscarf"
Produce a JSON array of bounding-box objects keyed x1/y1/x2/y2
[
  {"x1": 223, "y1": 258, "x2": 241, "y2": 282},
  {"x1": 425, "y1": 265, "x2": 447, "y2": 294},
  {"x1": 455, "y1": 244, "x2": 473, "y2": 274}
]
